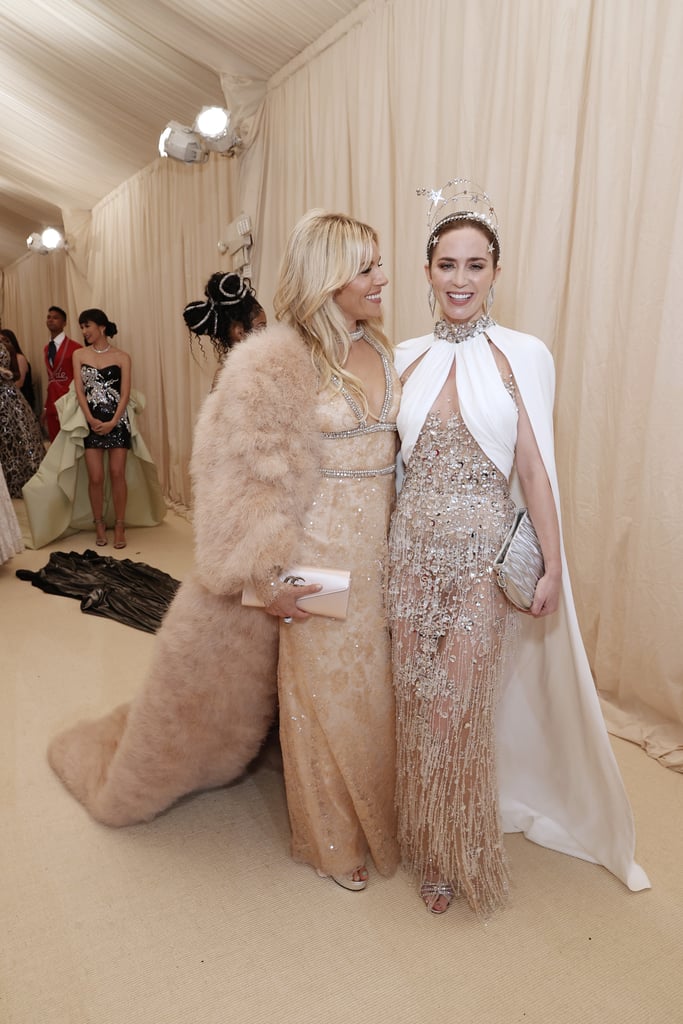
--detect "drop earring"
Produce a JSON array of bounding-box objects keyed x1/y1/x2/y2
[
  {"x1": 428, "y1": 284, "x2": 436, "y2": 317},
  {"x1": 485, "y1": 285, "x2": 495, "y2": 315}
]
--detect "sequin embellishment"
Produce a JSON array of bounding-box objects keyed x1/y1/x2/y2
[
  {"x1": 322, "y1": 338, "x2": 397, "y2": 479},
  {"x1": 387, "y1": 391, "x2": 519, "y2": 917}
]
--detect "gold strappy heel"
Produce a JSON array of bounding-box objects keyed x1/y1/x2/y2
[{"x1": 93, "y1": 518, "x2": 107, "y2": 546}]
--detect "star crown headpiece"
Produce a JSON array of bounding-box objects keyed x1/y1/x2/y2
[{"x1": 417, "y1": 178, "x2": 501, "y2": 262}]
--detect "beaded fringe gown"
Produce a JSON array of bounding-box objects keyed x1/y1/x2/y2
[
  {"x1": 277, "y1": 343, "x2": 400, "y2": 880},
  {"x1": 387, "y1": 379, "x2": 518, "y2": 916}
]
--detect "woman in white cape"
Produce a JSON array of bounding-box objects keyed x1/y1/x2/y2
[{"x1": 386, "y1": 179, "x2": 649, "y2": 916}]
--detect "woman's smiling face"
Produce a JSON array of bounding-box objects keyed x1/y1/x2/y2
[
  {"x1": 426, "y1": 223, "x2": 500, "y2": 323},
  {"x1": 79, "y1": 320, "x2": 107, "y2": 346},
  {"x1": 333, "y1": 244, "x2": 388, "y2": 329}
]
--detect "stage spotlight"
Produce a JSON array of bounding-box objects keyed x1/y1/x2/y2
[
  {"x1": 194, "y1": 106, "x2": 242, "y2": 156},
  {"x1": 195, "y1": 106, "x2": 229, "y2": 139},
  {"x1": 158, "y1": 122, "x2": 208, "y2": 163},
  {"x1": 27, "y1": 228, "x2": 66, "y2": 254},
  {"x1": 41, "y1": 228, "x2": 65, "y2": 250},
  {"x1": 27, "y1": 232, "x2": 49, "y2": 254}
]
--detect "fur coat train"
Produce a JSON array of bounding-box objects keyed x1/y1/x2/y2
[{"x1": 48, "y1": 324, "x2": 323, "y2": 825}]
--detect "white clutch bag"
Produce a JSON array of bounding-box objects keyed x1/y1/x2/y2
[{"x1": 241, "y1": 566, "x2": 351, "y2": 620}]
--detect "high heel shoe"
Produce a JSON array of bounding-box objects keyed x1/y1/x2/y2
[
  {"x1": 420, "y1": 881, "x2": 454, "y2": 915},
  {"x1": 93, "y1": 518, "x2": 107, "y2": 546},
  {"x1": 113, "y1": 520, "x2": 126, "y2": 549},
  {"x1": 317, "y1": 867, "x2": 368, "y2": 891}
]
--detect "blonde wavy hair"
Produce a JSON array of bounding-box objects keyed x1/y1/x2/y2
[{"x1": 273, "y1": 210, "x2": 393, "y2": 415}]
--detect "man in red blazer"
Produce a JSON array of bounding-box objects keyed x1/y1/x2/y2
[{"x1": 42, "y1": 305, "x2": 81, "y2": 441}]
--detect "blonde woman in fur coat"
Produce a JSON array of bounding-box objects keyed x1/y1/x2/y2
[
  {"x1": 49, "y1": 210, "x2": 400, "y2": 893},
  {"x1": 235, "y1": 209, "x2": 400, "y2": 891}
]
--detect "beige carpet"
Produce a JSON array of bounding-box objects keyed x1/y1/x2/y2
[{"x1": 2, "y1": 507, "x2": 681, "y2": 1024}]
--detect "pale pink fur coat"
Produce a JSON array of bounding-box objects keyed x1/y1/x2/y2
[{"x1": 48, "y1": 324, "x2": 322, "y2": 825}]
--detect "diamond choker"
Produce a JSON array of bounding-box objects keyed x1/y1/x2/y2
[{"x1": 433, "y1": 314, "x2": 495, "y2": 344}]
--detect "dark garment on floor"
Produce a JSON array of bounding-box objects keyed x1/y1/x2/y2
[{"x1": 16, "y1": 549, "x2": 180, "y2": 633}]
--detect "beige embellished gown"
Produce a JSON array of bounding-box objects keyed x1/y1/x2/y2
[
  {"x1": 277, "y1": 344, "x2": 400, "y2": 880},
  {"x1": 387, "y1": 382, "x2": 518, "y2": 916}
]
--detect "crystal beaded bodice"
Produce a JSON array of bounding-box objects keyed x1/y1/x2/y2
[{"x1": 320, "y1": 341, "x2": 398, "y2": 480}]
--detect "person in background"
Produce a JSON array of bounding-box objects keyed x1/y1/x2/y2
[
  {"x1": 183, "y1": 271, "x2": 267, "y2": 389},
  {"x1": 386, "y1": 178, "x2": 648, "y2": 916},
  {"x1": 22, "y1": 309, "x2": 165, "y2": 552},
  {"x1": 71, "y1": 309, "x2": 131, "y2": 549},
  {"x1": 0, "y1": 341, "x2": 44, "y2": 496},
  {"x1": 42, "y1": 306, "x2": 81, "y2": 441},
  {"x1": 0, "y1": 329, "x2": 36, "y2": 413},
  {"x1": 0, "y1": 459, "x2": 24, "y2": 564}
]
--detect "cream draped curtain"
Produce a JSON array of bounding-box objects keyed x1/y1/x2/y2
[
  {"x1": 81, "y1": 157, "x2": 242, "y2": 505},
  {"x1": 1, "y1": 0, "x2": 681, "y2": 766},
  {"x1": 3, "y1": 251, "x2": 68, "y2": 416}
]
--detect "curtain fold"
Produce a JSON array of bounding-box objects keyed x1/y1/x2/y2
[
  {"x1": 2, "y1": 251, "x2": 68, "y2": 416},
  {"x1": 85, "y1": 156, "x2": 241, "y2": 506}
]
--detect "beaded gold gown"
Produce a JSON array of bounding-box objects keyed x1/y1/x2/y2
[
  {"x1": 387, "y1": 376, "x2": 518, "y2": 916},
  {"x1": 277, "y1": 342, "x2": 401, "y2": 880}
]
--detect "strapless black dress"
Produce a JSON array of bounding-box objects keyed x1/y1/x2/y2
[{"x1": 81, "y1": 364, "x2": 131, "y2": 449}]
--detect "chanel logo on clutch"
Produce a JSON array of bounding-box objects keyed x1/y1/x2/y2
[{"x1": 242, "y1": 566, "x2": 352, "y2": 620}]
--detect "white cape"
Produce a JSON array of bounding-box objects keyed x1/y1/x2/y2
[{"x1": 395, "y1": 324, "x2": 649, "y2": 892}]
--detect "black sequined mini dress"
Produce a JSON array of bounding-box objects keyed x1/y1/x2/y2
[{"x1": 81, "y1": 364, "x2": 131, "y2": 450}]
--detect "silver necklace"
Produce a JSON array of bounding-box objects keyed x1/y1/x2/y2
[
  {"x1": 92, "y1": 343, "x2": 111, "y2": 354},
  {"x1": 348, "y1": 325, "x2": 365, "y2": 342},
  {"x1": 434, "y1": 314, "x2": 495, "y2": 344}
]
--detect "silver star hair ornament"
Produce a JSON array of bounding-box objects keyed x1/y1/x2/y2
[{"x1": 417, "y1": 177, "x2": 501, "y2": 262}]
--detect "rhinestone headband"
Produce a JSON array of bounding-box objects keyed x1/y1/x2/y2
[{"x1": 417, "y1": 178, "x2": 501, "y2": 261}]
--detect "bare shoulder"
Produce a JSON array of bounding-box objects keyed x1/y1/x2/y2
[{"x1": 111, "y1": 347, "x2": 131, "y2": 369}]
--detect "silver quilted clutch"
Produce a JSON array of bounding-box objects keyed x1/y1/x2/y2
[{"x1": 492, "y1": 508, "x2": 544, "y2": 610}]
